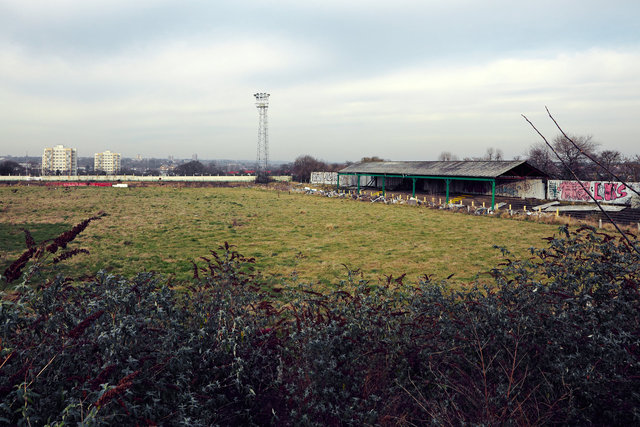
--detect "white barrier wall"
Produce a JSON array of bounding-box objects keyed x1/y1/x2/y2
[
  {"x1": 547, "y1": 180, "x2": 640, "y2": 205},
  {"x1": 0, "y1": 175, "x2": 292, "y2": 183}
]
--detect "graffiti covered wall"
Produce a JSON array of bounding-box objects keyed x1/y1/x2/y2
[
  {"x1": 547, "y1": 180, "x2": 640, "y2": 205},
  {"x1": 310, "y1": 172, "x2": 364, "y2": 187},
  {"x1": 311, "y1": 172, "x2": 338, "y2": 185},
  {"x1": 494, "y1": 179, "x2": 545, "y2": 199}
]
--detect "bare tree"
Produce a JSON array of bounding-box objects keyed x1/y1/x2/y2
[
  {"x1": 483, "y1": 147, "x2": 504, "y2": 161},
  {"x1": 438, "y1": 152, "x2": 459, "y2": 161},
  {"x1": 173, "y1": 161, "x2": 206, "y2": 176},
  {"x1": 551, "y1": 134, "x2": 599, "y2": 179},
  {"x1": 462, "y1": 148, "x2": 504, "y2": 162},
  {"x1": 0, "y1": 161, "x2": 25, "y2": 175},
  {"x1": 270, "y1": 162, "x2": 292, "y2": 176},
  {"x1": 594, "y1": 150, "x2": 622, "y2": 180},
  {"x1": 326, "y1": 161, "x2": 350, "y2": 172},
  {"x1": 620, "y1": 155, "x2": 640, "y2": 182},
  {"x1": 360, "y1": 156, "x2": 385, "y2": 163},
  {"x1": 526, "y1": 142, "x2": 557, "y2": 177},
  {"x1": 522, "y1": 111, "x2": 639, "y2": 256},
  {"x1": 524, "y1": 134, "x2": 599, "y2": 179},
  {"x1": 292, "y1": 155, "x2": 328, "y2": 182}
]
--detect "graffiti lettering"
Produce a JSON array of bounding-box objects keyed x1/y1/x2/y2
[
  {"x1": 548, "y1": 180, "x2": 639, "y2": 205},
  {"x1": 494, "y1": 180, "x2": 544, "y2": 199},
  {"x1": 604, "y1": 183, "x2": 614, "y2": 200},
  {"x1": 618, "y1": 184, "x2": 627, "y2": 198},
  {"x1": 548, "y1": 181, "x2": 559, "y2": 199},
  {"x1": 310, "y1": 172, "x2": 338, "y2": 185},
  {"x1": 495, "y1": 184, "x2": 519, "y2": 197},
  {"x1": 558, "y1": 181, "x2": 590, "y2": 201}
]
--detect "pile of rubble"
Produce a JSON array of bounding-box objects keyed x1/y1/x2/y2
[
  {"x1": 291, "y1": 185, "x2": 640, "y2": 227},
  {"x1": 295, "y1": 186, "x2": 541, "y2": 217}
]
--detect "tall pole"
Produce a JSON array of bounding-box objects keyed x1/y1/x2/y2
[{"x1": 254, "y1": 92, "x2": 270, "y2": 183}]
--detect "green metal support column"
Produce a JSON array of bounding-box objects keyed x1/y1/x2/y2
[
  {"x1": 357, "y1": 174, "x2": 360, "y2": 194},
  {"x1": 336, "y1": 173, "x2": 340, "y2": 191},
  {"x1": 445, "y1": 179, "x2": 450, "y2": 204},
  {"x1": 491, "y1": 180, "x2": 496, "y2": 210},
  {"x1": 412, "y1": 178, "x2": 416, "y2": 198},
  {"x1": 382, "y1": 176, "x2": 386, "y2": 197}
]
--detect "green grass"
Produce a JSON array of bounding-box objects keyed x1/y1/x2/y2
[
  {"x1": 0, "y1": 223, "x2": 71, "y2": 252},
  {"x1": 0, "y1": 185, "x2": 560, "y2": 285}
]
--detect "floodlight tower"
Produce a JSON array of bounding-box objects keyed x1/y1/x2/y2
[{"x1": 254, "y1": 92, "x2": 270, "y2": 183}]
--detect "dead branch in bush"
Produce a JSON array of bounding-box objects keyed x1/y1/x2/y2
[{"x1": 2, "y1": 215, "x2": 101, "y2": 284}]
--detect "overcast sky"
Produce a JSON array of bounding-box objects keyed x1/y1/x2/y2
[{"x1": 1, "y1": 1, "x2": 639, "y2": 162}]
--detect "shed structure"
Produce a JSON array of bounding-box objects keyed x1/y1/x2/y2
[{"x1": 338, "y1": 160, "x2": 547, "y2": 209}]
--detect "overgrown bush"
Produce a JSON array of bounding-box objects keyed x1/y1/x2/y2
[
  {"x1": 0, "y1": 220, "x2": 638, "y2": 425},
  {"x1": 0, "y1": 242, "x2": 282, "y2": 425}
]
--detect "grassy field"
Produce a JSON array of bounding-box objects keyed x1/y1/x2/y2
[{"x1": 0, "y1": 184, "x2": 561, "y2": 286}]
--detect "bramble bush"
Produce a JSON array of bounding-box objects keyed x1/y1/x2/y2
[{"x1": 0, "y1": 220, "x2": 638, "y2": 425}]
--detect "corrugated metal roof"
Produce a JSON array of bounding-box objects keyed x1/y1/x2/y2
[{"x1": 339, "y1": 160, "x2": 540, "y2": 178}]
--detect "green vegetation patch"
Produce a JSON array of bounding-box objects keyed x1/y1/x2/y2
[
  {"x1": 1, "y1": 227, "x2": 638, "y2": 425},
  {"x1": 0, "y1": 185, "x2": 559, "y2": 285},
  {"x1": 0, "y1": 222, "x2": 71, "y2": 253}
]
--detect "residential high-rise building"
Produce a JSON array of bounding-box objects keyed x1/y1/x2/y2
[
  {"x1": 94, "y1": 151, "x2": 121, "y2": 175},
  {"x1": 42, "y1": 145, "x2": 77, "y2": 176}
]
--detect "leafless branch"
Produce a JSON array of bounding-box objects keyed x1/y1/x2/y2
[
  {"x1": 522, "y1": 114, "x2": 640, "y2": 257},
  {"x1": 545, "y1": 107, "x2": 640, "y2": 199}
]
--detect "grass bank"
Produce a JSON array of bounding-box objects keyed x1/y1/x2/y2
[{"x1": 1, "y1": 184, "x2": 559, "y2": 285}]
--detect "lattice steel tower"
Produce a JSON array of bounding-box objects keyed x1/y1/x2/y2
[{"x1": 254, "y1": 92, "x2": 270, "y2": 182}]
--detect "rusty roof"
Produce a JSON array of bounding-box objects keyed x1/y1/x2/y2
[{"x1": 339, "y1": 160, "x2": 546, "y2": 179}]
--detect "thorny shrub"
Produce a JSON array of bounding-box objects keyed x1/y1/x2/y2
[
  {"x1": 0, "y1": 219, "x2": 638, "y2": 425},
  {"x1": 2, "y1": 214, "x2": 103, "y2": 287}
]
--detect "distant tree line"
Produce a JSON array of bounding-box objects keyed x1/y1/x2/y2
[
  {"x1": 0, "y1": 161, "x2": 25, "y2": 175},
  {"x1": 171, "y1": 161, "x2": 226, "y2": 176},
  {"x1": 288, "y1": 156, "x2": 343, "y2": 182},
  {"x1": 439, "y1": 147, "x2": 505, "y2": 162},
  {"x1": 288, "y1": 155, "x2": 391, "y2": 182},
  {"x1": 526, "y1": 134, "x2": 640, "y2": 181},
  {"x1": 438, "y1": 139, "x2": 640, "y2": 181}
]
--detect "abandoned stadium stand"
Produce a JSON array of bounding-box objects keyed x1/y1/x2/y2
[{"x1": 338, "y1": 160, "x2": 548, "y2": 210}]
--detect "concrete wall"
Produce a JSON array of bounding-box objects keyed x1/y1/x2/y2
[
  {"x1": 0, "y1": 175, "x2": 292, "y2": 183},
  {"x1": 311, "y1": 172, "x2": 367, "y2": 187},
  {"x1": 547, "y1": 180, "x2": 640, "y2": 205},
  {"x1": 494, "y1": 179, "x2": 546, "y2": 199},
  {"x1": 311, "y1": 172, "x2": 338, "y2": 185}
]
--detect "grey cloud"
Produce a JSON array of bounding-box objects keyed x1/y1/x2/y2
[{"x1": 1, "y1": 1, "x2": 640, "y2": 160}]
